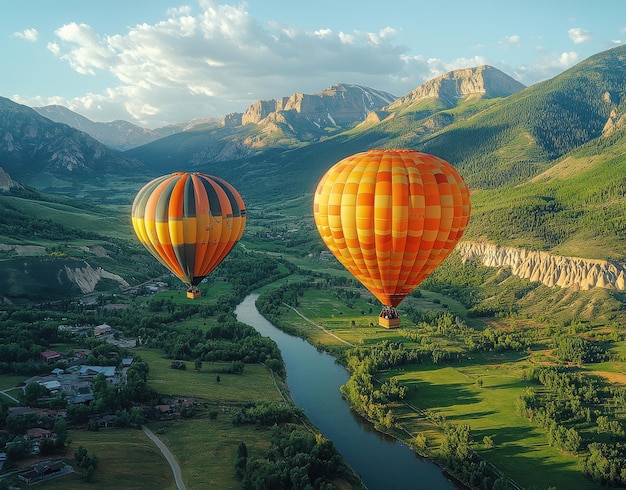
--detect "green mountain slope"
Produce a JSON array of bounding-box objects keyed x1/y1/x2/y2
[
  {"x1": 0, "y1": 186, "x2": 157, "y2": 302},
  {"x1": 466, "y1": 127, "x2": 626, "y2": 260},
  {"x1": 191, "y1": 45, "x2": 626, "y2": 261},
  {"x1": 5, "y1": 46, "x2": 626, "y2": 269}
]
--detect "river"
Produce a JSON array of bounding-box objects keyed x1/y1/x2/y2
[{"x1": 235, "y1": 293, "x2": 462, "y2": 490}]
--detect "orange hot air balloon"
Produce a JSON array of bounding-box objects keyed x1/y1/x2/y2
[
  {"x1": 132, "y1": 172, "x2": 246, "y2": 299},
  {"x1": 313, "y1": 149, "x2": 470, "y2": 327}
]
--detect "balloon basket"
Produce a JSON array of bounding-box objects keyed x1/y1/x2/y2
[
  {"x1": 378, "y1": 317, "x2": 400, "y2": 329},
  {"x1": 187, "y1": 290, "x2": 201, "y2": 299}
]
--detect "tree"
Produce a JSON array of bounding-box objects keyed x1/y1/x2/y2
[
  {"x1": 235, "y1": 441, "x2": 248, "y2": 478},
  {"x1": 53, "y1": 418, "x2": 68, "y2": 449},
  {"x1": 414, "y1": 433, "x2": 428, "y2": 450},
  {"x1": 24, "y1": 381, "x2": 46, "y2": 404},
  {"x1": 75, "y1": 445, "x2": 99, "y2": 482}
]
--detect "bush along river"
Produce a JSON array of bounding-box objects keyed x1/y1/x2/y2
[{"x1": 235, "y1": 293, "x2": 463, "y2": 490}]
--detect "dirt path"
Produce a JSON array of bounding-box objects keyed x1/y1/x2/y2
[
  {"x1": 0, "y1": 388, "x2": 20, "y2": 403},
  {"x1": 282, "y1": 303, "x2": 354, "y2": 346},
  {"x1": 142, "y1": 425, "x2": 186, "y2": 490}
]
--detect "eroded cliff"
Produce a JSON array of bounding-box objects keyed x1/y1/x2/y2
[{"x1": 457, "y1": 241, "x2": 626, "y2": 291}]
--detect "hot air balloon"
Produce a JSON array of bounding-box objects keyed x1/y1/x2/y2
[
  {"x1": 313, "y1": 149, "x2": 470, "y2": 328},
  {"x1": 132, "y1": 172, "x2": 246, "y2": 299}
]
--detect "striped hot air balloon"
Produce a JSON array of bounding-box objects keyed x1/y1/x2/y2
[
  {"x1": 132, "y1": 172, "x2": 246, "y2": 299},
  {"x1": 313, "y1": 149, "x2": 470, "y2": 327}
]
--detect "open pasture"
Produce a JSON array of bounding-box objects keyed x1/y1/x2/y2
[{"x1": 135, "y1": 348, "x2": 283, "y2": 404}]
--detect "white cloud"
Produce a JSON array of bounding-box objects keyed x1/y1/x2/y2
[
  {"x1": 511, "y1": 51, "x2": 579, "y2": 85},
  {"x1": 35, "y1": 2, "x2": 589, "y2": 127},
  {"x1": 53, "y1": 23, "x2": 115, "y2": 75},
  {"x1": 46, "y1": 2, "x2": 411, "y2": 126},
  {"x1": 13, "y1": 28, "x2": 38, "y2": 42},
  {"x1": 500, "y1": 34, "x2": 521, "y2": 47},
  {"x1": 568, "y1": 28, "x2": 592, "y2": 44},
  {"x1": 47, "y1": 42, "x2": 60, "y2": 55}
]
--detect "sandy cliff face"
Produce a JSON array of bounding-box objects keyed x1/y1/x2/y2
[
  {"x1": 0, "y1": 167, "x2": 21, "y2": 191},
  {"x1": 62, "y1": 262, "x2": 129, "y2": 294},
  {"x1": 457, "y1": 242, "x2": 626, "y2": 291}
]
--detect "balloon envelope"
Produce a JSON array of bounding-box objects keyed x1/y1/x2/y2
[
  {"x1": 313, "y1": 149, "x2": 470, "y2": 308},
  {"x1": 132, "y1": 172, "x2": 246, "y2": 297}
]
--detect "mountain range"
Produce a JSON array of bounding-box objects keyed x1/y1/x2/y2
[
  {"x1": 32, "y1": 104, "x2": 205, "y2": 151},
  {"x1": 2, "y1": 44, "x2": 626, "y2": 274}
]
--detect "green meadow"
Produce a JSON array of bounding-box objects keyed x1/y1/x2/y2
[
  {"x1": 270, "y1": 286, "x2": 610, "y2": 490},
  {"x1": 134, "y1": 347, "x2": 285, "y2": 403},
  {"x1": 36, "y1": 348, "x2": 290, "y2": 489},
  {"x1": 38, "y1": 429, "x2": 175, "y2": 490}
]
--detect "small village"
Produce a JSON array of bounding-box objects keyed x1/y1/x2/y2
[{"x1": 0, "y1": 321, "x2": 195, "y2": 486}]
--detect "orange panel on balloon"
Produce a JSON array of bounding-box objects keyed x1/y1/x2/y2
[{"x1": 313, "y1": 149, "x2": 471, "y2": 308}]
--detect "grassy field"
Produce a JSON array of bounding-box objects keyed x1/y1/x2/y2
[
  {"x1": 144, "y1": 415, "x2": 278, "y2": 489},
  {"x1": 272, "y1": 286, "x2": 610, "y2": 490},
  {"x1": 0, "y1": 374, "x2": 26, "y2": 392},
  {"x1": 37, "y1": 429, "x2": 175, "y2": 490},
  {"x1": 15, "y1": 348, "x2": 291, "y2": 490},
  {"x1": 388, "y1": 361, "x2": 601, "y2": 490},
  {"x1": 134, "y1": 347, "x2": 284, "y2": 403}
]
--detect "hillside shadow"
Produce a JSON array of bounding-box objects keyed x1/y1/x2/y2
[
  {"x1": 474, "y1": 426, "x2": 588, "y2": 488},
  {"x1": 404, "y1": 379, "x2": 480, "y2": 410},
  {"x1": 444, "y1": 409, "x2": 498, "y2": 423}
]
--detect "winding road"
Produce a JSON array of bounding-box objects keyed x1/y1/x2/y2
[{"x1": 142, "y1": 425, "x2": 187, "y2": 490}]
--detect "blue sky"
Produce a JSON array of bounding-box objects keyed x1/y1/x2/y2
[{"x1": 2, "y1": 0, "x2": 624, "y2": 128}]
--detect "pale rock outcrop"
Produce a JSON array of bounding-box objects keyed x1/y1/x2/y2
[
  {"x1": 0, "y1": 167, "x2": 21, "y2": 191},
  {"x1": 457, "y1": 241, "x2": 626, "y2": 291},
  {"x1": 0, "y1": 243, "x2": 46, "y2": 255},
  {"x1": 602, "y1": 107, "x2": 626, "y2": 136},
  {"x1": 62, "y1": 262, "x2": 129, "y2": 294}
]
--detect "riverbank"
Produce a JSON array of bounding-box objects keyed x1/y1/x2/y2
[
  {"x1": 236, "y1": 293, "x2": 464, "y2": 490},
  {"x1": 269, "y1": 299, "x2": 470, "y2": 483},
  {"x1": 250, "y1": 282, "x2": 610, "y2": 490}
]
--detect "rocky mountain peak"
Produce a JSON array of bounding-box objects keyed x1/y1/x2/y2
[
  {"x1": 387, "y1": 65, "x2": 525, "y2": 110},
  {"x1": 229, "y1": 83, "x2": 396, "y2": 127}
]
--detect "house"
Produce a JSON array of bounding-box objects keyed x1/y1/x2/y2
[
  {"x1": 40, "y1": 380, "x2": 61, "y2": 394},
  {"x1": 78, "y1": 365, "x2": 117, "y2": 383},
  {"x1": 178, "y1": 397, "x2": 196, "y2": 409},
  {"x1": 66, "y1": 382, "x2": 95, "y2": 405},
  {"x1": 40, "y1": 350, "x2": 62, "y2": 364},
  {"x1": 88, "y1": 414, "x2": 117, "y2": 429},
  {"x1": 94, "y1": 324, "x2": 113, "y2": 336},
  {"x1": 8, "y1": 406, "x2": 38, "y2": 417},
  {"x1": 26, "y1": 428, "x2": 52, "y2": 440},
  {"x1": 18, "y1": 460, "x2": 72, "y2": 485},
  {"x1": 155, "y1": 404, "x2": 175, "y2": 419},
  {"x1": 8, "y1": 406, "x2": 65, "y2": 419}
]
